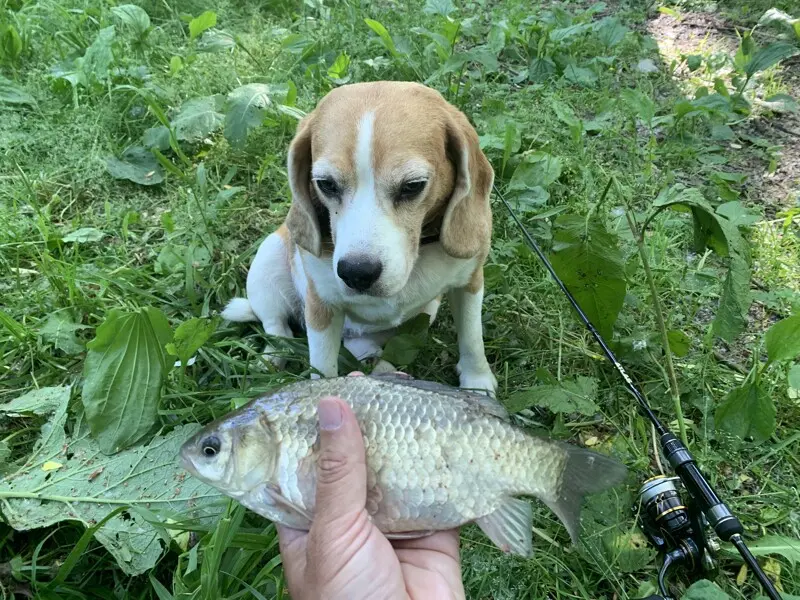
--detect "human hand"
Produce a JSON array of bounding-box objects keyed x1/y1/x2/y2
[{"x1": 276, "y1": 372, "x2": 465, "y2": 600}]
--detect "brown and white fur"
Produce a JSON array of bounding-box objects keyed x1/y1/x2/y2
[{"x1": 221, "y1": 81, "x2": 497, "y2": 395}]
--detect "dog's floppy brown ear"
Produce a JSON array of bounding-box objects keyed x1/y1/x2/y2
[
  {"x1": 285, "y1": 113, "x2": 326, "y2": 256},
  {"x1": 441, "y1": 110, "x2": 494, "y2": 259}
]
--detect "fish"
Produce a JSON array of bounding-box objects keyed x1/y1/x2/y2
[{"x1": 179, "y1": 373, "x2": 627, "y2": 556}]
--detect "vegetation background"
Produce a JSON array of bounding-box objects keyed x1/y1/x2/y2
[{"x1": 1, "y1": 0, "x2": 799, "y2": 598}]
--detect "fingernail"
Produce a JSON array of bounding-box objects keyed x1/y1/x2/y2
[{"x1": 318, "y1": 397, "x2": 343, "y2": 431}]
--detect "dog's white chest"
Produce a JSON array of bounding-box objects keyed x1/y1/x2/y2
[{"x1": 293, "y1": 243, "x2": 477, "y2": 332}]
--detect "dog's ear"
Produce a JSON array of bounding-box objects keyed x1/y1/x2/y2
[
  {"x1": 441, "y1": 110, "x2": 494, "y2": 259},
  {"x1": 286, "y1": 113, "x2": 328, "y2": 256}
]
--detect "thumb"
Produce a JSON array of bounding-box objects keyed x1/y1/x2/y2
[{"x1": 312, "y1": 396, "x2": 367, "y2": 530}]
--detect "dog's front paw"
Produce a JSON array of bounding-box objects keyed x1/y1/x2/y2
[
  {"x1": 260, "y1": 343, "x2": 287, "y2": 370},
  {"x1": 457, "y1": 361, "x2": 498, "y2": 397}
]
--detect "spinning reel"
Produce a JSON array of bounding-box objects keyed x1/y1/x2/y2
[{"x1": 635, "y1": 475, "x2": 720, "y2": 600}]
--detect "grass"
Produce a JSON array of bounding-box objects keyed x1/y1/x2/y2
[{"x1": 1, "y1": 0, "x2": 800, "y2": 598}]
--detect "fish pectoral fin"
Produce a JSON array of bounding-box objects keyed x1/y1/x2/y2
[
  {"x1": 383, "y1": 530, "x2": 436, "y2": 540},
  {"x1": 475, "y1": 497, "x2": 533, "y2": 558},
  {"x1": 263, "y1": 484, "x2": 313, "y2": 527}
]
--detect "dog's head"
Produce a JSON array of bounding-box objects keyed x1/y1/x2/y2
[{"x1": 285, "y1": 81, "x2": 494, "y2": 297}]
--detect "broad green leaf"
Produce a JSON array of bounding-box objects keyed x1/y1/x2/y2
[
  {"x1": 722, "y1": 535, "x2": 800, "y2": 567},
  {"x1": 716, "y1": 201, "x2": 761, "y2": 227},
  {"x1": 364, "y1": 19, "x2": 399, "y2": 57},
  {"x1": 327, "y1": 52, "x2": 351, "y2": 84},
  {"x1": 651, "y1": 185, "x2": 751, "y2": 341},
  {"x1": 509, "y1": 152, "x2": 562, "y2": 190},
  {"x1": 528, "y1": 57, "x2": 556, "y2": 82},
  {"x1": 1, "y1": 25, "x2": 23, "y2": 61},
  {"x1": 0, "y1": 387, "x2": 220, "y2": 575},
  {"x1": 715, "y1": 381, "x2": 775, "y2": 443},
  {"x1": 744, "y1": 42, "x2": 798, "y2": 77},
  {"x1": 111, "y1": 5, "x2": 151, "y2": 36},
  {"x1": 62, "y1": 227, "x2": 106, "y2": 243},
  {"x1": 761, "y1": 93, "x2": 799, "y2": 113},
  {"x1": 686, "y1": 54, "x2": 703, "y2": 71},
  {"x1": 505, "y1": 376, "x2": 600, "y2": 415},
  {"x1": 106, "y1": 146, "x2": 164, "y2": 186},
  {"x1": 549, "y1": 215, "x2": 627, "y2": 339},
  {"x1": 789, "y1": 364, "x2": 800, "y2": 390},
  {"x1": 765, "y1": 313, "x2": 800, "y2": 363},
  {"x1": 82, "y1": 26, "x2": 116, "y2": 83},
  {"x1": 595, "y1": 17, "x2": 629, "y2": 47},
  {"x1": 143, "y1": 125, "x2": 170, "y2": 151},
  {"x1": 189, "y1": 11, "x2": 217, "y2": 41},
  {"x1": 621, "y1": 88, "x2": 655, "y2": 123},
  {"x1": 423, "y1": 0, "x2": 456, "y2": 17},
  {"x1": 681, "y1": 579, "x2": 731, "y2": 600},
  {"x1": 172, "y1": 95, "x2": 224, "y2": 142},
  {"x1": 81, "y1": 308, "x2": 173, "y2": 454},
  {"x1": 165, "y1": 317, "x2": 217, "y2": 367},
  {"x1": 0, "y1": 75, "x2": 37, "y2": 107},
  {"x1": 0, "y1": 386, "x2": 71, "y2": 460},
  {"x1": 40, "y1": 313, "x2": 88, "y2": 355},
  {"x1": 667, "y1": 329, "x2": 690, "y2": 357},
  {"x1": 549, "y1": 23, "x2": 591, "y2": 42},
  {"x1": 602, "y1": 529, "x2": 655, "y2": 573},
  {"x1": 713, "y1": 254, "x2": 751, "y2": 342},
  {"x1": 758, "y1": 8, "x2": 799, "y2": 32},
  {"x1": 563, "y1": 64, "x2": 597, "y2": 86},
  {"x1": 197, "y1": 29, "x2": 236, "y2": 53},
  {"x1": 381, "y1": 314, "x2": 430, "y2": 367},
  {"x1": 224, "y1": 83, "x2": 272, "y2": 147}
]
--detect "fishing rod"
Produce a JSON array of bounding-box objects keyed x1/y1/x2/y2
[{"x1": 493, "y1": 184, "x2": 781, "y2": 600}]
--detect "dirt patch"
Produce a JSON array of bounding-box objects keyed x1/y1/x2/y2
[{"x1": 647, "y1": 12, "x2": 800, "y2": 214}]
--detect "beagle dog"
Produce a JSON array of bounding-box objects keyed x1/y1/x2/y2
[{"x1": 221, "y1": 81, "x2": 497, "y2": 395}]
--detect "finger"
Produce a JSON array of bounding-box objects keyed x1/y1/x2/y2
[
  {"x1": 312, "y1": 396, "x2": 367, "y2": 531},
  {"x1": 346, "y1": 371, "x2": 365, "y2": 377}
]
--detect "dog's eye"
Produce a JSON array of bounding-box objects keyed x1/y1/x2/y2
[
  {"x1": 314, "y1": 178, "x2": 340, "y2": 198},
  {"x1": 397, "y1": 180, "x2": 427, "y2": 201}
]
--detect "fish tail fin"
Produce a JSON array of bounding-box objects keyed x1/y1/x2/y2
[
  {"x1": 542, "y1": 445, "x2": 628, "y2": 545},
  {"x1": 221, "y1": 298, "x2": 258, "y2": 322}
]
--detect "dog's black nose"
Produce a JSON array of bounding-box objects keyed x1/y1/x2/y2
[{"x1": 337, "y1": 256, "x2": 383, "y2": 292}]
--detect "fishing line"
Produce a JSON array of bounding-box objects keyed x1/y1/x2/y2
[{"x1": 493, "y1": 184, "x2": 782, "y2": 600}]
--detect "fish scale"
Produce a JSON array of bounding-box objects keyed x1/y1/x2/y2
[{"x1": 180, "y1": 374, "x2": 628, "y2": 557}]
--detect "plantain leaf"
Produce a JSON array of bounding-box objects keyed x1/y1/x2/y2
[
  {"x1": 81, "y1": 26, "x2": 116, "y2": 83},
  {"x1": 364, "y1": 18, "x2": 399, "y2": 57},
  {"x1": 381, "y1": 314, "x2": 430, "y2": 367},
  {"x1": 106, "y1": 146, "x2": 165, "y2": 186},
  {"x1": 505, "y1": 376, "x2": 600, "y2": 415},
  {"x1": 111, "y1": 4, "x2": 151, "y2": 36},
  {"x1": 0, "y1": 75, "x2": 37, "y2": 107},
  {"x1": 172, "y1": 95, "x2": 224, "y2": 142},
  {"x1": 81, "y1": 308, "x2": 173, "y2": 454},
  {"x1": 765, "y1": 313, "x2": 800, "y2": 364},
  {"x1": 0, "y1": 388, "x2": 221, "y2": 576},
  {"x1": 722, "y1": 534, "x2": 800, "y2": 567},
  {"x1": 681, "y1": 580, "x2": 731, "y2": 600},
  {"x1": 509, "y1": 152, "x2": 562, "y2": 190},
  {"x1": 744, "y1": 42, "x2": 798, "y2": 77},
  {"x1": 715, "y1": 381, "x2": 775, "y2": 443},
  {"x1": 223, "y1": 84, "x2": 272, "y2": 147},
  {"x1": 549, "y1": 215, "x2": 627, "y2": 339}
]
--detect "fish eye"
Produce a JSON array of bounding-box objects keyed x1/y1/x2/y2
[{"x1": 201, "y1": 436, "x2": 221, "y2": 458}]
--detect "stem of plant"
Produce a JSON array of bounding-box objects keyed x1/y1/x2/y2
[{"x1": 624, "y1": 208, "x2": 689, "y2": 446}]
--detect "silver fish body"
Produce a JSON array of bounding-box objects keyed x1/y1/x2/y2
[{"x1": 180, "y1": 374, "x2": 627, "y2": 556}]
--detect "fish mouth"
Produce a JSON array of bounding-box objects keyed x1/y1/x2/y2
[{"x1": 179, "y1": 445, "x2": 199, "y2": 477}]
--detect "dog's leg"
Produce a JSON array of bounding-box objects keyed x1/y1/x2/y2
[
  {"x1": 344, "y1": 330, "x2": 396, "y2": 374},
  {"x1": 447, "y1": 283, "x2": 497, "y2": 396},
  {"x1": 421, "y1": 295, "x2": 442, "y2": 326},
  {"x1": 305, "y1": 282, "x2": 344, "y2": 378},
  {"x1": 244, "y1": 228, "x2": 298, "y2": 368}
]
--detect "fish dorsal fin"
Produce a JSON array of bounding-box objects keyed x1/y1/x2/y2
[
  {"x1": 368, "y1": 373, "x2": 509, "y2": 421},
  {"x1": 475, "y1": 497, "x2": 533, "y2": 557}
]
